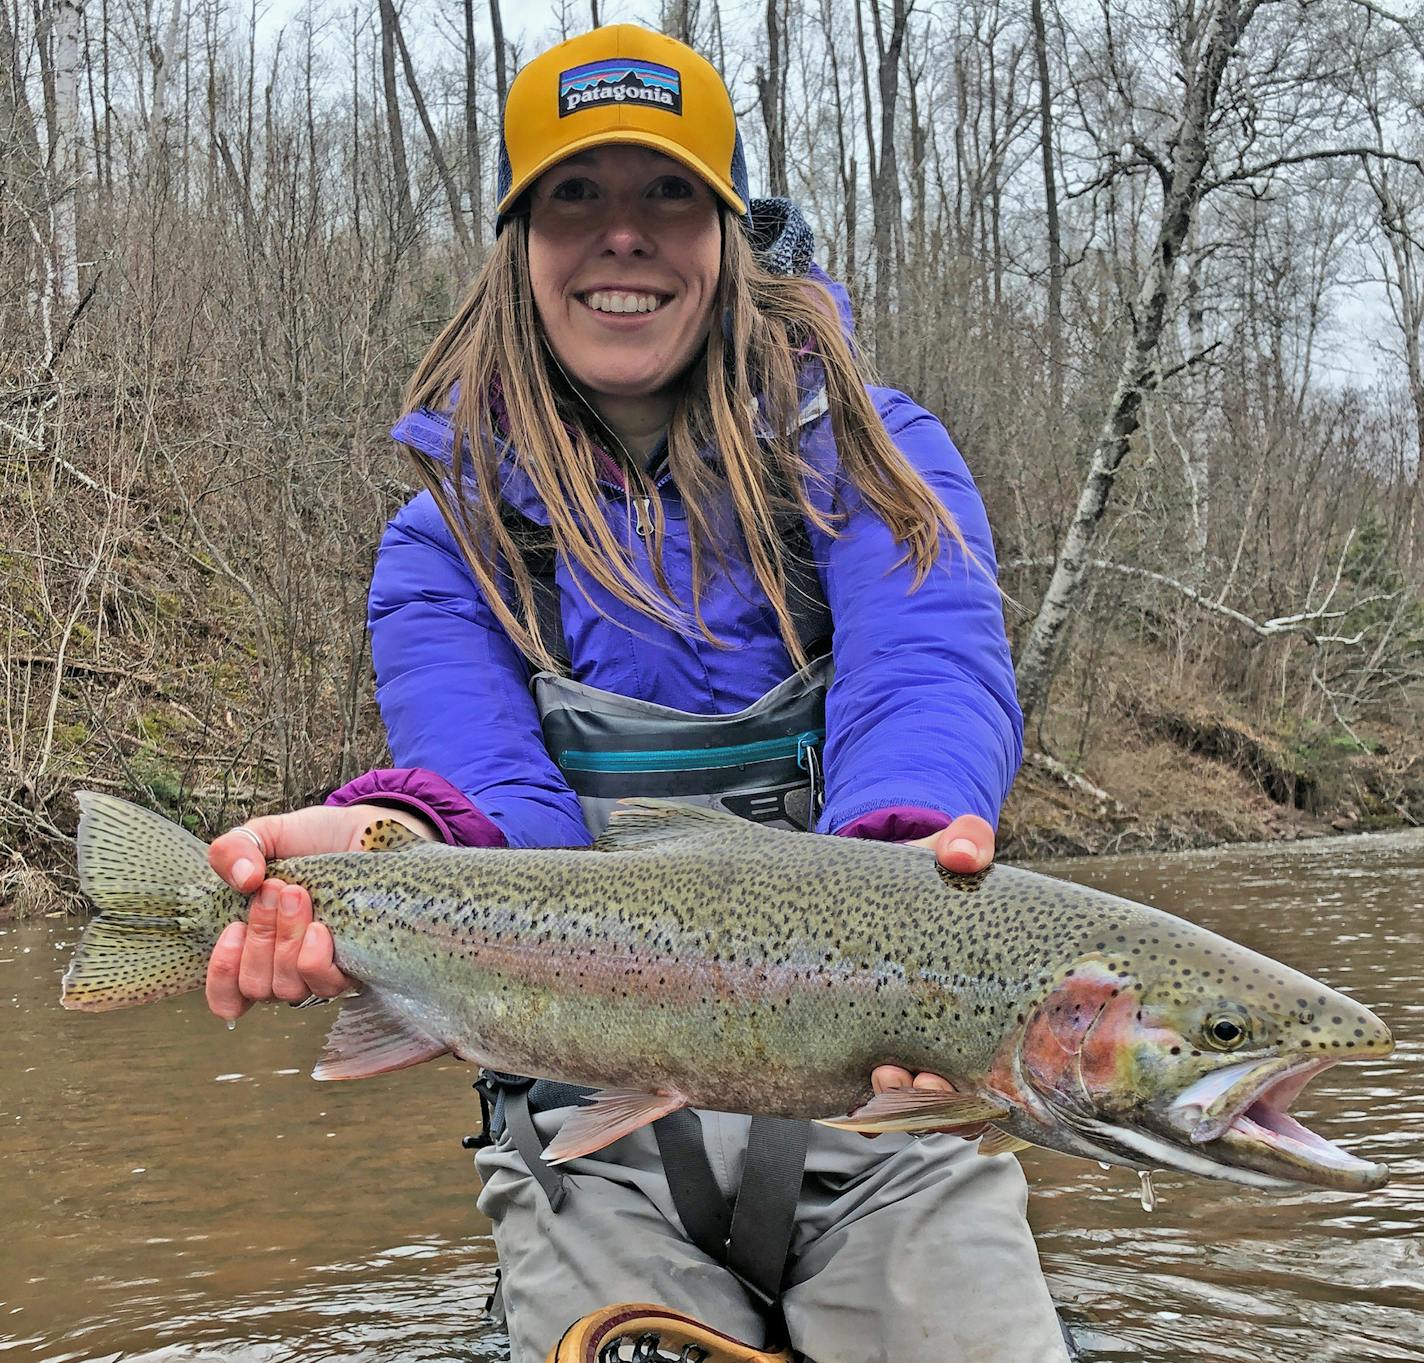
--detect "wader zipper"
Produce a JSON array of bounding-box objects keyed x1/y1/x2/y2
[{"x1": 558, "y1": 728, "x2": 824, "y2": 774}]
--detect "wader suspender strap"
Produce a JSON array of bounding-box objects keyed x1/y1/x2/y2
[
  {"x1": 725, "y1": 1117, "x2": 810, "y2": 1307},
  {"x1": 653, "y1": 1111, "x2": 733, "y2": 1256},
  {"x1": 503, "y1": 1085, "x2": 569, "y2": 1212},
  {"x1": 656, "y1": 1113, "x2": 809, "y2": 1311}
]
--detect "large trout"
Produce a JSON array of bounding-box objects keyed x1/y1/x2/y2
[{"x1": 61, "y1": 792, "x2": 1394, "y2": 1191}]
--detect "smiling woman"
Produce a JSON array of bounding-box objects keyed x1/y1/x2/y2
[{"x1": 195, "y1": 19, "x2": 1068, "y2": 1363}]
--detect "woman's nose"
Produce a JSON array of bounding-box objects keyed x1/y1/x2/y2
[{"x1": 597, "y1": 206, "x2": 656, "y2": 256}]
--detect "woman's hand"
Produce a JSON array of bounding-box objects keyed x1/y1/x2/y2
[
  {"x1": 204, "y1": 803, "x2": 435, "y2": 1022},
  {"x1": 876, "y1": 812, "x2": 996, "y2": 1133},
  {"x1": 904, "y1": 811, "x2": 995, "y2": 874}
]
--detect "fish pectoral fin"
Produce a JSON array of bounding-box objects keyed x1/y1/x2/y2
[
  {"x1": 542, "y1": 1088, "x2": 690, "y2": 1164},
  {"x1": 815, "y1": 1088, "x2": 1009, "y2": 1134},
  {"x1": 976, "y1": 1125, "x2": 1033, "y2": 1157},
  {"x1": 312, "y1": 989, "x2": 449, "y2": 1080},
  {"x1": 358, "y1": 818, "x2": 426, "y2": 853}
]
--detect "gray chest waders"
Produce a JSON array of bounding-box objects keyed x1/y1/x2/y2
[{"x1": 472, "y1": 502, "x2": 832, "y2": 1326}]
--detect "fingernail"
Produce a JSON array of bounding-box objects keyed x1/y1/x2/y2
[
  {"x1": 280, "y1": 893, "x2": 301, "y2": 919},
  {"x1": 948, "y1": 838, "x2": 978, "y2": 861},
  {"x1": 232, "y1": 858, "x2": 255, "y2": 887}
]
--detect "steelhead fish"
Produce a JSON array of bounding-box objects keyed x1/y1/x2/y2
[{"x1": 61, "y1": 792, "x2": 1394, "y2": 1191}]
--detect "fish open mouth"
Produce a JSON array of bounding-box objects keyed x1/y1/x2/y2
[{"x1": 1168, "y1": 1055, "x2": 1390, "y2": 1191}]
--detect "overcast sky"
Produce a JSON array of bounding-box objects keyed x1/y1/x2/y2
[{"x1": 249, "y1": 0, "x2": 1397, "y2": 392}]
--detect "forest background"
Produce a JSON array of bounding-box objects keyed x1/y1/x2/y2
[{"x1": 3, "y1": 0, "x2": 1424, "y2": 914}]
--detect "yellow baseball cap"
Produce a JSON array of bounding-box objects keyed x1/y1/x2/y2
[{"x1": 496, "y1": 24, "x2": 749, "y2": 222}]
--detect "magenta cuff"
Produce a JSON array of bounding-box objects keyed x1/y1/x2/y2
[
  {"x1": 325, "y1": 767, "x2": 507, "y2": 848},
  {"x1": 834, "y1": 805, "x2": 953, "y2": 843}
]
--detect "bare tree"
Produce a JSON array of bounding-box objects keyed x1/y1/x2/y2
[
  {"x1": 1015, "y1": 0, "x2": 1266, "y2": 725},
  {"x1": 376, "y1": 0, "x2": 414, "y2": 236},
  {"x1": 755, "y1": 0, "x2": 789, "y2": 198}
]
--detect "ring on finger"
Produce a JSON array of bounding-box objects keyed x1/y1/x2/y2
[{"x1": 233, "y1": 826, "x2": 266, "y2": 857}]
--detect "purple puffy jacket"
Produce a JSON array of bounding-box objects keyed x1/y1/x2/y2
[{"x1": 329, "y1": 272, "x2": 1022, "y2": 850}]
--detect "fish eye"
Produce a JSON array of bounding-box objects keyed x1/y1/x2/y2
[{"x1": 1204, "y1": 1014, "x2": 1249, "y2": 1050}]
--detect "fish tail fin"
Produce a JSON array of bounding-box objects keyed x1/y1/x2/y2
[{"x1": 61, "y1": 791, "x2": 241, "y2": 1012}]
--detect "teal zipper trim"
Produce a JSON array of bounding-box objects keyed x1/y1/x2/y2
[{"x1": 559, "y1": 729, "x2": 823, "y2": 774}]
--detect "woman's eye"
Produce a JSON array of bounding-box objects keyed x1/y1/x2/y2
[
  {"x1": 550, "y1": 177, "x2": 596, "y2": 202},
  {"x1": 649, "y1": 176, "x2": 695, "y2": 200}
]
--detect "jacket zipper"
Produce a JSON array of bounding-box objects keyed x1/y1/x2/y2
[{"x1": 558, "y1": 729, "x2": 824, "y2": 774}]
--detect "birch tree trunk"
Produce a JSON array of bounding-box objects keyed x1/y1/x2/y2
[
  {"x1": 50, "y1": 0, "x2": 85, "y2": 311},
  {"x1": 1014, "y1": 0, "x2": 1264, "y2": 726},
  {"x1": 146, "y1": 0, "x2": 185, "y2": 171},
  {"x1": 1182, "y1": 244, "x2": 1211, "y2": 579}
]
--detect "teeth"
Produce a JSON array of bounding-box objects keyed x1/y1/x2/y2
[{"x1": 583, "y1": 291, "x2": 664, "y2": 315}]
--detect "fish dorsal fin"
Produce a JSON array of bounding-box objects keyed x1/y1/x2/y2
[
  {"x1": 359, "y1": 818, "x2": 425, "y2": 853},
  {"x1": 312, "y1": 989, "x2": 449, "y2": 1079},
  {"x1": 937, "y1": 864, "x2": 992, "y2": 893},
  {"x1": 593, "y1": 799, "x2": 775, "y2": 853},
  {"x1": 542, "y1": 1087, "x2": 691, "y2": 1164}
]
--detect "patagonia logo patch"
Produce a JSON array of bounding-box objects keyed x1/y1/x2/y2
[{"x1": 559, "y1": 58, "x2": 682, "y2": 116}]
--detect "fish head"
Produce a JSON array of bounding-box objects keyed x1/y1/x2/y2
[{"x1": 1001, "y1": 944, "x2": 1394, "y2": 1193}]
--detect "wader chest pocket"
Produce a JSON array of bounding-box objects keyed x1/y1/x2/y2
[{"x1": 533, "y1": 657, "x2": 831, "y2": 836}]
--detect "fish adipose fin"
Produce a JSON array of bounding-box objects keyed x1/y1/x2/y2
[
  {"x1": 542, "y1": 1088, "x2": 690, "y2": 1164},
  {"x1": 595, "y1": 800, "x2": 780, "y2": 853},
  {"x1": 313, "y1": 990, "x2": 449, "y2": 1079},
  {"x1": 359, "y1": 818, "x2": 426, "y2": 853},
  {"x1": 976, "y1": 1125, "x2": 1033, "y2": 1157},
  {"x1": 815, "y1": 1088, "x2": 1009, "y2": 1134},
  {"x1": 61, "y1": 791, "x2": 241, "y2": 1012}
]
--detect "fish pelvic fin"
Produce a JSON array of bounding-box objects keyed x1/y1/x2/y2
[
  {"x1": 815, "y1": 1088, "x2": 1010, "y2": 1135},
  {"x1": 312, "y1": 989, "x2": 449, "y2": 1079},
  {"x1": 359, "y1": 818, "x2": 425, "y2": 853},
  {"x1": 61, "y1": 791, "x2": 241, "y2": 1012},
  {"x1": 542, "y1": 1088, "x2": 691, "y2": 1164},
  {"x1": 976, "y1": 1125, "x2": 1033, "y2": 1157}
]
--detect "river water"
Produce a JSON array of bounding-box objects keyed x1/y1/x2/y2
[{"x1": 2, "y1": 830, "x2": 1419, "y2": 1361}]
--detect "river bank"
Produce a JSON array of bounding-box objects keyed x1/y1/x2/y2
[{"x1": 999, "y1": 695, "x2": 1424, "y2": 860}]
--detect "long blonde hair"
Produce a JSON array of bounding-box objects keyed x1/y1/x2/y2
[{"x1": 402, "y1": 209, "x2": 963, "y2": 673}]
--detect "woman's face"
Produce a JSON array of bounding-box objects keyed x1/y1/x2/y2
[{"x1": 527, "y1": 145, "x2": 722, "y2": 405}]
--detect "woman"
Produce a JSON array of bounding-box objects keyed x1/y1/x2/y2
[{"x1": 204, "y1": 24, "x2": 1070, "y2": 1363}]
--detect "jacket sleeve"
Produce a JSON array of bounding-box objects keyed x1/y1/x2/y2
[
  {"x1": 812, "y1": 390, "x2": 1023, "y2": 836},
  {"x1": 328, "y1": 490, "x2": 591, "y2": 850}
]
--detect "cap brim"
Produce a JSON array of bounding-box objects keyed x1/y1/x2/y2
[{"x1": 497, "y1": 129, "x2": 747, "y2": 218}]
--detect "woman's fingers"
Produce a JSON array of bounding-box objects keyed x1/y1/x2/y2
[
  {"x1": 271, "y1": 883, "x2": 316, "y2": 1002},
  {"x1": 237, "y1": 880, "x2": 281, "y2": 1001},
  {"x1": 872, "y1": 1064, "x2": 914, "y2": 1094},
  {"x1": 206, "y1": 922, "x2": 253, "y2": 1022},
  {"x1": 297, "y1": 920, "x2": 353, "y2": 998}
]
